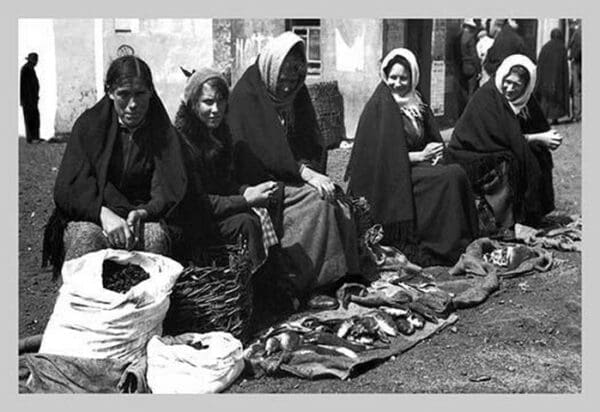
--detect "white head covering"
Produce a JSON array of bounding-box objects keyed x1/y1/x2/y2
[
  {"x1": 258, "y1": 31, "x2": 307, "y2": 105},
  {"x1": 380, "y1": 48, "x2": 425, "y2": 123},
  {"x1": 494, "y1": 54, "x2": 537, "y2": 115}
]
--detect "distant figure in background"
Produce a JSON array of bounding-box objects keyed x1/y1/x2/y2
[
  {"x1": 476, "y1": 22, "x2": 495, "y2": 86},
  {"x1": 457, "y1": 19, "x2": 481, "y2": 115},
  {"x1": 535, "y1": 28, "x2": 569, "y2": 125},
  {"x1": 483, "y1": 19, "x2": 527, "y2": 77},
  {"x1": 20, "y1": 52, "x2": 40, "y2": 143},
  {"x1": 568, "y1": 20, "x2": 582, "y2": 122}
]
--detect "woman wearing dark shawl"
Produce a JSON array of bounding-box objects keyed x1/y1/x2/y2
[
  {"x1": 534, "y1": 28, "x2": 570, "y2": 124},
  {"x1": 228, "y1": 32, "x2": 359, "y2": 294},
  {"x1": 42, "y1": 55, "x2": 187, "y2": 276},
  {"x1": 345, "y1": 48, "x2": 478, "y2": 267},
  {"x1": 172, "y1": 67, "x2": 278, "y2": 273},
  {"x1": 447, "y1": 54, "x2": 563, "y2": 229}
]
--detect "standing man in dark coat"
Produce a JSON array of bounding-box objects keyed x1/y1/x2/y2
[
  {"x1": 568, "y1": 20, "x2": 582, "y2": 122},
  {"x1": 535, "y1": 28, "x2": 570, "y2": 124},
  {"x1": 457, "y1": 18, "x2": 482, "y2": 115},
  {"x1": 483, "y1": 19, "x2": 527, "y2": 76},
  {"x1": 20, "y1": 52, "x2": 40, "y2": 143}
]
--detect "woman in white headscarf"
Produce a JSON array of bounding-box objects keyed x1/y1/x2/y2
[
  {"x1": 448, "y1": 54, "x2": 562, "y2": 228},
  {"x1": 228, "y1": 32, "x2": 359, "y2": 297},
  {"x1": 346, "y1": 48, "x2": 478, "y2": 267}
]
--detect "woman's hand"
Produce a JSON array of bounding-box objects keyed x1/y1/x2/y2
[
  {"x1": 100, "y1": 206, "x2": 134, "y2": 250},
  {"x1": 300, "y1": 166, "x2": 335, "y2": 201},
  {"x1": 528, "y1": 130, "x2": 563, "y2": 150},
  {"x1": 243, "y1": 181, "x2": 278, "y2": 207},
  {"x1": 127, "y1": 209, "x2": 148, "y2": 248},
  {"x1": 421, "y1": 142, "x2": 444, "y2": 161}
]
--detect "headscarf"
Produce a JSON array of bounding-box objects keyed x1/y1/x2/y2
[
  {"x1": 181, "y1": 67, "x2": 228, "y2": 107},
  {"x1": 380, "y1": 48, "x2": 426, "y2": 131},
  {"x1": 258, "y1": 31, "x2": 307, "y2": 107},
  {"x1": 494, "y1": 54, "x2": 537, "y2": 115}
]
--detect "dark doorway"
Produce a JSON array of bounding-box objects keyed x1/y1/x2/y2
[{"x1": 406, "y1": 19, "x2": 433, "y2": 101}]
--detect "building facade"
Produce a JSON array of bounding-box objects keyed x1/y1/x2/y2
[{"x1": 18, "y1": 18, "x2": 573, "y2": 140}]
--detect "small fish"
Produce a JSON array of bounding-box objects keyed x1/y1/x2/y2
[
  {"x1": 307, "y1": 294, "x2": 340, "y2": 310},
  {"x1": 336, "y1": 319, "x2": 354, "y2": 338},
  {"x1": 302, "y1": 331, "x2": 367, "y2": 352},
  {"x1": 407, "y1": 313, "x2": 424, "y2": 329},
  {"x1": 369, "y1": 310, "x2": 398, "y2": 336},
  {"x1": 243, "y1": 342, "x2": 265, "y2": 359},
  {"x1": 408, "y1": 301, "x2": 439, "y2": 323},
  {"x1": 380, "y1": 306, "x2": 410, "y2": 318},
  {"x1": 395, "y1": 317, "x2": 415, "y2": 335},
  {"x1": 316, "y1": 344, "x2": 358, "y2": 359},
  {"x1": 265, "y1": 336, "x2": 281, "y2": 355},
  {"x1": 277, "y1": 331, "x2": 301, "y2": 352},
  {"x1": 336, "y1": 283, "x2": 369, "y2": 309}
]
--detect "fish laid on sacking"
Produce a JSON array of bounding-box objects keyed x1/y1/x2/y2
[
  {"x1": 265, "y1": 336, "x2": 281, "y2": 355},
  {"x1": 302, "y1": 331, "x2": 368, "y2": 352},
  {"x1": 380, "y1": 306, "x2": 410, "y2": 317},
  {"x1": 316, "y1": 344, "x2": 359, "y2": 359},
  {"x1": 277, "y1": 331, "x2": 301, "y2": 352},
  {"x1": 243, "y1": 342, "x2": 266, "y2": 359},
  {"x1": 408, "y1": 301, "x2": 439, "y2": 323},
  {"x1": 368, "y1": 310, "x2": 398, "y2": 336},
  {"x1": 336, "y1": 283, "x2": 369, "y2": 309},
  {"x1": 394, "y1": 317, "x2": 415, "y2": 335},
  {"x1": 406, "y1": 313, "x2": 424, "y2": 329},
  {"x1": 307, "y1": 295, "x2": 340, "y2": 310}
]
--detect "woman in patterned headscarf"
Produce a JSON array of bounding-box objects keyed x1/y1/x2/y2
[
  {"x1": 345, "y1": 48, "x2": 478, "y2": 267},
  {"x1": 448, "y1": 54, "x2": 563, "y2": 228},
  {"x1": 228, "y1": 32, "x2": 359, "y2": 296}
]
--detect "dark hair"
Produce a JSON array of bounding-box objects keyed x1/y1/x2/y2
[
  {"x1": 104, "y1": 55, "x2": 154, "y2": 93},
  {"x1": 506, "y1": 64, "x2": 531, "y2": 89},
  {"x1": 192, "y1": 77, "x2": 229, "y2": 107},
  {"x1": 550, "y1": 28, "x2": 564, "y2": 41},
  {"x1": 382, "y1": 55, "x2": 411, "y2": 79}
]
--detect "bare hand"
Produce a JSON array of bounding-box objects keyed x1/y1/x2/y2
[
  {"x1": 243, "y1": 181, "x2": 278, "y2": 207},
  {"x1": 541, "y1": 130, "x2": 563, "y2": 150},
  {"x1": 100, "y1": 206, "x2": 133, "y2": 250},
  {"x1": 420, "y1": 142, "x2": 444, "y2": 162},
  {"x1": 308, "y1": 172, "x2": 336, "y2": 201},
  {"x1": 126, "y1": 209, "x2": 148, "y2": 248}
]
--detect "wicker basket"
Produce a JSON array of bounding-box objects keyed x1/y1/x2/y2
[
  {"x1": 307, "y1": 81, "x2": 346, "y2": 149},
  {"x1": 162, "y1": 239, "x2": 254, "y2": 343}
]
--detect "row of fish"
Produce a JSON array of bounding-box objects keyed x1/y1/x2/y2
[{"x1": 244, "y1": 304, "x2": 436, "y2": 361}]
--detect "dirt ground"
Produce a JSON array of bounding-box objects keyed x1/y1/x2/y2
[{"x1": 18, "y1": 122, "x2": 581, "y2": 393}]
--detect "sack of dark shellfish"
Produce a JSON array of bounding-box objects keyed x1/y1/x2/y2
[{"x1": 39, "y1": 249, "x2": 183, "y2": 363}]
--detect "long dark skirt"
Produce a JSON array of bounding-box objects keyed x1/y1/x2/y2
[
  {"x1": 392, "y1": 163, "x2": 478, "y2": 266},
  {"x1": 279, "y1": 184, "x2": 360, "y2": 293}
]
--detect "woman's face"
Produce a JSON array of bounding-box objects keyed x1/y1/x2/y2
[
  {"x1": 194, "y1": 82, "x2": 227, "y2": 129},
  {"x1": 386, "y1": 63, "x2": 412, "y2": 97},
  {"x1": 108, "y1": 77, "x2": 152, "y2": 129},
  {"x1": 501, "y1": 72, "x2": 527, "y2": 101},
  {"x1": 275, "y1": 52, "x2": 306, "y2": 100}
]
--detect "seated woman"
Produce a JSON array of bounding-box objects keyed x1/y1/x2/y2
[
  {"x1": 447, "y1": 54, "x2": 563, "y2": 229},
  {"x1": 345, "y1": 48, "x2": 478, "y2": 267},
  {"x1": 172, "y1": 68, "x2": 278, "y2": 273},
  {"x1": 42, "y1": 55, "x2": 187, "y2": 276},
  {"x1": 227, "y1": 32, "x2": 359, "y2": 295}
]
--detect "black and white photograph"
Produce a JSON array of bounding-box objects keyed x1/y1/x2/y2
[{"x1": 14, "y1": 13, "x2": 585, "y2": 397}]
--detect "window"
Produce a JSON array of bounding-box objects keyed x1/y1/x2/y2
[{"x1": 287, "y1": 19, "x2": 321, "y2": 76}]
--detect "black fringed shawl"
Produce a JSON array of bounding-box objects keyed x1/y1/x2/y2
[
  {"x1": 344, "y1": 82, "x2": 443, "y2": 238},
  {"x1": 42, "y1": 94, "x2": 187, "y2": 276},
  {"x1": 227, "y1": 63, "x2": 326, "y2": 185},
  {"x1": 447, "y1": 80, "x2": 547, "y2": 218}
]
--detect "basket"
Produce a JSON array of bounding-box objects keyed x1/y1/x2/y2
[
  {"x1": 307, "y1": 81, "x2": 346, "y2": 149},
  {"x1": 162, "y1": 239, "x2": 254, "y2": 343}
]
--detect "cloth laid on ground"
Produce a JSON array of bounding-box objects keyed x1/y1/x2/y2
[
  {"x1": 448, "y1": 237, "x2": 553, "y2": 279},
  {"x1": 514, "y1": 217, "x2": 581, "y2": 252},
  {"x1": 244, "y1": 303, "x2": 457, "y2": 380},
  {"x1": 19, "y1": 353, "x2": 149, "y2": 393},
  {"x1": 434, "y1": 271, "x2": 500, "y2": 310}
]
